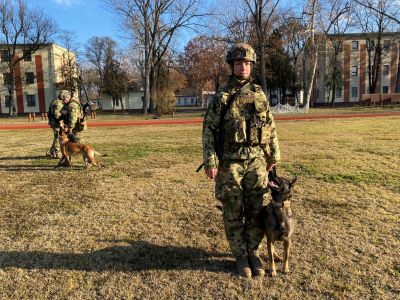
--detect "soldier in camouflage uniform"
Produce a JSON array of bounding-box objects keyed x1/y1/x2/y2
[
  {"x1": 202, "y1": 43, "x2": 280, "y2": 278},
  {"x1": 61, "y1": 93, "x2": 86, "y2": 142},
  {"x1": 47, "y1": 90, "x2": 68, "y2": 158}
]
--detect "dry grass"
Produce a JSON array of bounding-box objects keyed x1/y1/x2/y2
[{"x1": 0, "y1": 115, "x2": 399, "y2": 299}]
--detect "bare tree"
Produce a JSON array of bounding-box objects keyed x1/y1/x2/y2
[
  {"x1": 319, "y1": 0, "x2": 352, "y2": 106},
  {"x1": 244, "y1": 0, "x2": 280, "y2": 93},
  {"x1": 55, "y1": 31, "x2": 80, "y2": 97},
  {"x1": 105, "y1": 0, "x2": 208, "y2": 114},
  {"x1": 84, "y1": 36, "x2": 117, "y2": 99},
  {"x1": 355, "y1": 0, "x2": 400, "y2": 94},
  {"x1": 0, "y1": 0, "x2": 57, "y2": 116},
  {"x1": 214, "y1": 0, "x2": 254, "y2": 43},
  {"x1": 354, "y1": 0, "x2": 400, "y2": 25},
  {"x1": 302, "y1": 0, "x2": 318, "y2": 109},
  {"x1": 280, "y1": 15, "x2": 308, "y2": 103}
]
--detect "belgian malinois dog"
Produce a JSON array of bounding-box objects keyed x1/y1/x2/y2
[
  {"x1": 261, "y1": 168, "x2": 297, "y2": 276},
  {"x1": 56, "y1": 128, "x2": 105, "y2": 169}
]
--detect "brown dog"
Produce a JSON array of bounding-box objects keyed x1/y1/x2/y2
[
  {"x1": 56, "y1": 128, "x2": 104, "y2": 169},
  {"x1": 261, "y1": 169, "x2": 297, "y2": 276}
]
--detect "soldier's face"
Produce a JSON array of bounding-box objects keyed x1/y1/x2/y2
[
  {"x1": 233, "y1": 60, "x2": 251, "y2": 79},
  {"x1": 63, "y1": 95, "x2": 71, "y2": 104}
]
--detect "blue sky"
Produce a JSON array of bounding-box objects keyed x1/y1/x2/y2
[
  {"x1": 30, "y1": 0, "x2": 125, "y2": 48},
  {"x1": 29, "y1": 0, "x2": 304, "y2": 51}
]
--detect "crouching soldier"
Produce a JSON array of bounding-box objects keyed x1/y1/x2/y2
[{"x1": 202, "y1": 43, "x2": 280, "y2": 278}]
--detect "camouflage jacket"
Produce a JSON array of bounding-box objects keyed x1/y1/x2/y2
[
  {"x1": 65, "y1": 99, "x2": 84, "y2": 129},
  {"x1": 202, "y1": 77, "x2": 280, "y2": 169},
  {"x1": 48, "y1": 98, "x2": 64, "y2": 127}
]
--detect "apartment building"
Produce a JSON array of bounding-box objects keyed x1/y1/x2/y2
[
  {"x1": 0, "y1": 43, "x2": 75, "y2": 114},
  {"x1": 313, "y1": 32, "x2": 400, "y2": 105}
]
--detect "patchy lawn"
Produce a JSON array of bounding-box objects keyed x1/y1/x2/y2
[{"x1": 0, "y1": 115, "x2": 399, "y2": 299}]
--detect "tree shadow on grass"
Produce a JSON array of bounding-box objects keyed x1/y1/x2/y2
[{"x1": 0, "y1": 240, "x2": 233, "y2": 274}]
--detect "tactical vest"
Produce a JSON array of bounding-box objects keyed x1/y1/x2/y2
[
  {"x1": 221, "y1": 84, "x2": 273, "y2": 149},
  {"x1": 47, "y1": 99, "x2": 62, "y2": 126}
]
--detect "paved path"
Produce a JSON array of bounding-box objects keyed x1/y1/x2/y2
[{"x1": 0, "y1": 111, "x2": 399, "y2": 130}]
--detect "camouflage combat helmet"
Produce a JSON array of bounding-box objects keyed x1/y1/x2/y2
[
  {"x1": 226, "y1": 43, "x2": 256, "y2": 63},
  {"x1": 58, "y1": 90, "x2": 71, "y2": 100}
]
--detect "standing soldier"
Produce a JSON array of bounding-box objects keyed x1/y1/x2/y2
[
  {"x1": 62, "y1": 93, "x2": 87, "y2": 142},
  {"x1": 47, "y1": 90, "x2": 67, "y2": 158},
  {"x1": 202, "y1": 43, "x2": 280, "y2": 278}
]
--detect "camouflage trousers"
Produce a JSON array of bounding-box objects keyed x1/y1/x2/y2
[
  {"x1": 215, "y1": 156, "x2": 268, "y2": 258},
  {"x1": 49, "y1": 127, "x2": 60, "y2": 155}
]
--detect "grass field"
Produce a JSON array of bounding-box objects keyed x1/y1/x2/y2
[
  {"x1": 0, "y1": 115, "x2": 399, "y2": 299},
  {"x1": 0, "y1": 105, "x2": 399, "y2": 125}
]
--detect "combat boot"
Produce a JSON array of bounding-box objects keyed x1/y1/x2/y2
[
  {"x1": 50, "y1": 149, "x2": 61, "y2": 159},
  {"x1": 235, "y1": 256, "x2": 252, "y2": 278},
  {"x1": 248, "y1": 252, "x2": 265, "y2": 277}
]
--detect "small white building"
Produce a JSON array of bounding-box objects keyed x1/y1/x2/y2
[
  {"x1": 176, "y1": 94, "x2": 200, "y2": 107},
  {"x1": 100, "y1": 91, "x2": 145, "y2": 112}
]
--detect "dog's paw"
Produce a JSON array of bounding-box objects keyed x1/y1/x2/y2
[{"x1": 270, "y1": 270, "x2": 277, "y2": 277}]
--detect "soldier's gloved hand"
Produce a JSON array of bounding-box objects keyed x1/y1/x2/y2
[{"x1": 205, "y1": 168, "x2": 218, "y2": 180}]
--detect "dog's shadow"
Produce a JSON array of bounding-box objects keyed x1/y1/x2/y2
[{"x1": 0, "y1": 240, "x2": 232, "y2": 273}]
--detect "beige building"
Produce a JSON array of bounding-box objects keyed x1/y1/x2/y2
[
  {"x1": 0, "y1": 43, "x2": 75, "y2": 114},
  {"x1": 313, "y1": 33, "x2": 400, "y2": 105}
]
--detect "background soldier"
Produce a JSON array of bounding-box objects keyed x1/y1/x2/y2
[
  {"x1": 202, "y1": 43, "x2": 280, "y2": 278},
  {"x1": 47, "y1": 90, "x2": 67, "y2": 158},
  {"x1": 62, "y1": 92, "x2": 87, "y2": 142}
]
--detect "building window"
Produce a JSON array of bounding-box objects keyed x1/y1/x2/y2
[
  {"x1": 351, "y1": 87, "x2": 358, "y2": 99},
  {"x1": 26, "y1": 94, "x2": 36, "y2": 107},
  {"x1": 383, "y1": 65, "x2": 389, "y2": 76},
  {"x1": 382, "y1": 86, "x2": 389, "y2": 93},
  {"x1": 23, "y1": 50, "x2": 32, "y2": 61},
  {"x1": 3, "y1": 73, "x2": 11, "y2": 85},
  {"x1": 383, "y1": 40, "x2": 390, "y2": 51},
  {"x1": 351, "y1": 66, "x2": 358, "y2": 76},
  {"x1": 25, "y1": 72, "x2": 35, "y2": 84},
  {"x1": 351, "y1": 41, "x2": 359, "y2": 50},
  {"x1": 4, "y1": 95, "x2": 10, "y2": 107},
  {"x1": 1, "y1": 50, "x2": 10, "y2": 62},
  {"x1": 336, "y1": 88, "x2": 342, "y2": 98}
]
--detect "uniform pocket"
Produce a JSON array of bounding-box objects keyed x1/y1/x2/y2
[
  {"x1": 260, "y1": 126, "x2": 272, "y2": 145},
  {"x1": 234, "y1": 117, "x2": 247, "y2": 143}
]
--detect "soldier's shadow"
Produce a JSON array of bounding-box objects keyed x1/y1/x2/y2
[
  {"x1": 0, "y1": 240, "x2": 232, "y2": 273},
  {"x1": 0, "y1": 155, "x2": 84, "y2": 171}
]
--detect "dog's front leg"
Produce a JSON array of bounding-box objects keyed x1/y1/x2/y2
[
  {"x1": 65, "y1": 155, "x2": 72, "y2": 167},
  {"x1": 283, "y1": 239, "x2": 290, "y2": 274},
  {"x1": 267, "y1": 238, "x2": 277, "y2": 277}
]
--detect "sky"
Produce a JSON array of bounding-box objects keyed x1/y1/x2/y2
[
  {"x1": 30, "y1": 0, "x2": 125, "y2": 48},
  {"x1": 29, "y1": 0, "x2": 304, "y2": 52}
]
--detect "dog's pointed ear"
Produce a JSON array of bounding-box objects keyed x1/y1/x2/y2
[{"x1": 290, "y1": 176, "x2": 297, "y2": 187}]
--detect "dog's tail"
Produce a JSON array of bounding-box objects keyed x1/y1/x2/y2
[{"x1": 94, "y1": 151, "x2": 107, "y2": 157}]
